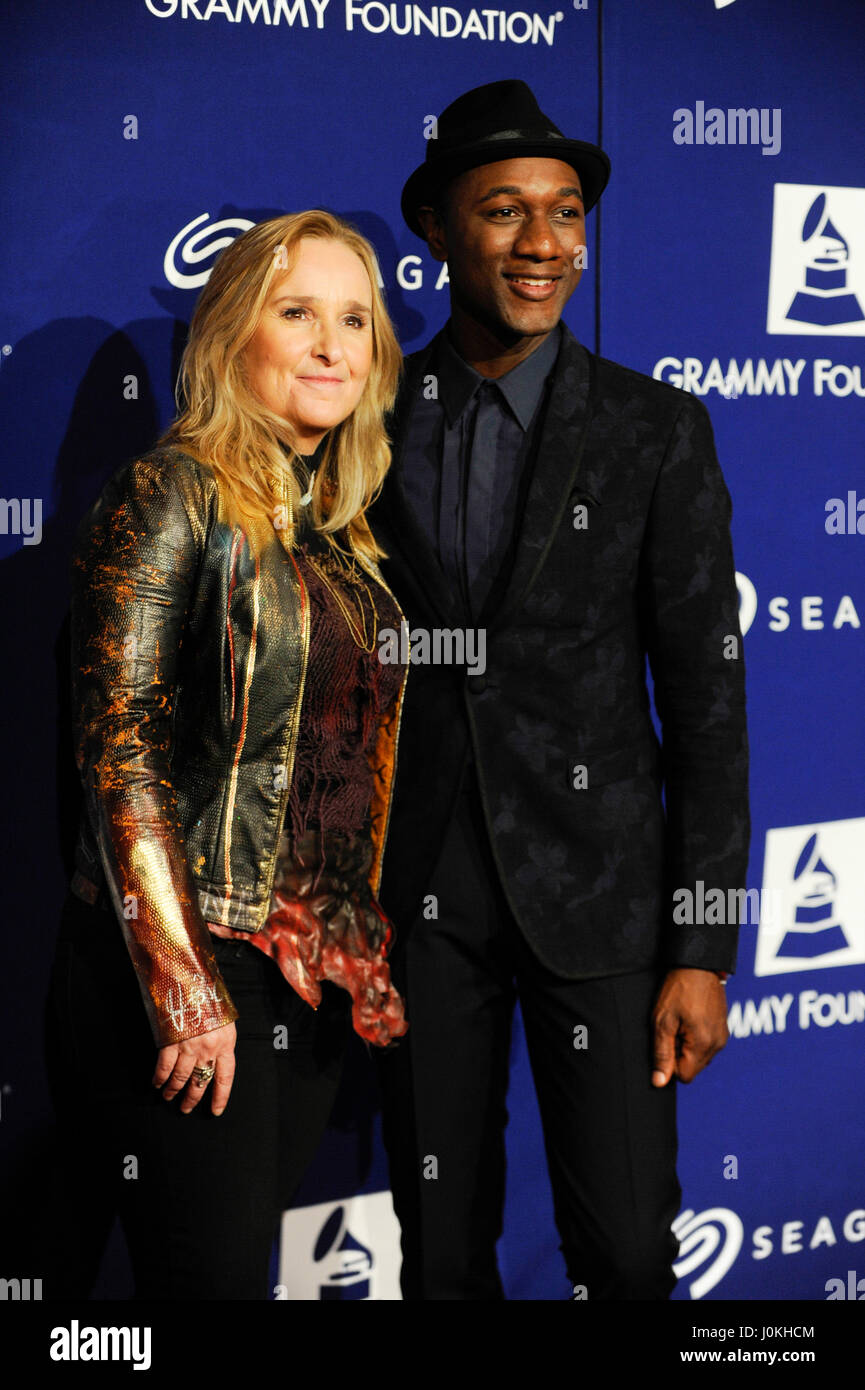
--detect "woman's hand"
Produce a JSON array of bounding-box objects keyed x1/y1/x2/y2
[{"x1": 152, "y1": 1022, "x2": 237, "y2": 1116}]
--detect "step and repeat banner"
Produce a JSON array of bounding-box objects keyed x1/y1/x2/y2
[{"x1": 2, "y1": 0, "x2": 862, "y2": 1301}]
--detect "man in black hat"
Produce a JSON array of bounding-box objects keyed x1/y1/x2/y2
[{"x1": 371, "y1": 80, "x2": 749, "y2": 1300}]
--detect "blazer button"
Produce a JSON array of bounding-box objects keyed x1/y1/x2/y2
[{"x1": 466, "y1": 674, "x2": 487, "y2": 695}]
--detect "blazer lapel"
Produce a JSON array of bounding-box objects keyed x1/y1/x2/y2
[
  {"x1": 380, "y1": 333, "x2": 472, "y2": 629},
  {"x1": 486, "y1": 328, "x2": 598, "y2": 634}
]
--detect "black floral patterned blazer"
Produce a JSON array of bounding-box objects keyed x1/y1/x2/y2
[{"x1": 369, "y1": 324, "x2": 750, "y2": 976}]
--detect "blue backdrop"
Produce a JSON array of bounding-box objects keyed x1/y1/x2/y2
[{"x1": 2, "y1": 0, "x2": 863, "y2": 1301}]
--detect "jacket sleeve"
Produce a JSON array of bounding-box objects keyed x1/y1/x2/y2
[
  {"x1": 639, "y1": 397, "x2": 750, "y2": 973},
  {"x1": 71, "y1": 455, "x2": 239, "y2": 1047}
]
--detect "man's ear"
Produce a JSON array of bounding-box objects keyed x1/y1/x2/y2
[{"x1": 416, "y1": 205, "x2": 448, "y2": 263}]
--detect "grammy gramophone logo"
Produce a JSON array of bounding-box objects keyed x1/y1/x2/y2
[
  {"x1": 277, "y1": 1191, "x2": 402, "y2": 1299},
  {"x1": 785, "y1": 194, "x2": 864, "y2": 327},
  {"x1": 767, "y1": 184, "x2": 865, "y2": 336},
  {"x1": 313, "y1": 1205, "x2": 373, "y2": 1300},
  {"x1": 755, "y1": 817, "x2": 865, "y2": 977},
  {"x1": 775, "y1": 832, "x2": 848, "y2": 959}
]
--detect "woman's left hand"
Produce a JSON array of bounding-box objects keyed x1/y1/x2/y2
[{"x1": 152, "y1": 1021, "x2": 237, "y2": 1115}]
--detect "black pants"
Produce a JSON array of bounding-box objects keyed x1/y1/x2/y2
[
  {"x1": 44, "y1": 890, "x2": 349, "y2": 1300},
  {"x1": 376, "y1": 768, "x2": 682, "y2": 1301}
]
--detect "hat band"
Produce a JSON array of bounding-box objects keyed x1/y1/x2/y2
[
  {"x1": 431, "y1": 126, "x2": 566, "y2": 160},
  {"x1": 478, "y1": 127, "x2": 564, "y2": 142}
]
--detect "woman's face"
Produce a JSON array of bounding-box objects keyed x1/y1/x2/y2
[{"x1": 243, "y1": 237, "x2": 374, "y2": 452}]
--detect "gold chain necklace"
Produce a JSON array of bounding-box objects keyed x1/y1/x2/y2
[
  {"x1": 277, "y1": 465, "x2": 380, "y2": 653},
  {"x1": 305, "y1": 545, "x2": 379, "y2": 653}
]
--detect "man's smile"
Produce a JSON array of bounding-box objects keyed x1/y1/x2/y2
[{"x1": 502, "y1": 271, "x2": 562, "y2": 300}]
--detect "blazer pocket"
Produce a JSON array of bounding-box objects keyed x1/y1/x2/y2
[
  {"x1": 567, "y1": 487, "x2": 602, "y2": 507},
  {"x1": 566, "y1": 492, "x2": 640, "y2": 546},
  {"x1": 566, "y1": 489, "x2": 601, "y2": 525},
  {"x1": 569, "y1": 743, "x2": 661, "y2": 789}
]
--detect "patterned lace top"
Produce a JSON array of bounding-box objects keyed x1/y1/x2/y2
[{"x1": 285, "y1": 516, "x2": 404, "y2": 842}]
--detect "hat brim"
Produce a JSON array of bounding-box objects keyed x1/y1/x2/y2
[{"x1": 401, "y1": 138, "x2": 610, "y2": 237}]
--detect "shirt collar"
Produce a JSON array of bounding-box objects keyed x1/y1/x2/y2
[{"x1": 436, "y1": 321, "x2": 562, "y2": 431}]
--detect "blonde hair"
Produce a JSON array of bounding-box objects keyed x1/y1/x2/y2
[{"x1": 161, "y1": 210, "x2": 402, "y2": 559}]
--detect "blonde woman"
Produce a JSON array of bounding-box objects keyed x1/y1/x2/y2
[{"x1": 46, "y1": 211, "x2": 408, "y2": 1299}]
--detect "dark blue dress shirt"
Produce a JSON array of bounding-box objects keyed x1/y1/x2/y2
[{"x1": 401, "y1": 321, "x2": 562, "y2": 622}]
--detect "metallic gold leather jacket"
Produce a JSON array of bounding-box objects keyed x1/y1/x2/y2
[{"x1": 69, "y1": 445, "x2": 408, "y2": 1049}]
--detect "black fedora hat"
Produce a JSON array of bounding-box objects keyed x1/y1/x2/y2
[{"x1": 401, "y1": 79, "x2": 611, "y2": 237}]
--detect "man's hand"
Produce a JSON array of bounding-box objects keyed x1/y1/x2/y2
[{"x1": 651, "y1": 968, "x2": 728, "y2": 1087}]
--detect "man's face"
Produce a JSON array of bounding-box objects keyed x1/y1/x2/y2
[{"x1": 420, "y1": 157, "x2": 586, "y2": 342}]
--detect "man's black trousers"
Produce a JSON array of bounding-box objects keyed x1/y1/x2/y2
[{"x1": 376, "y1": 764, "x2": 682, "y2": 1300}]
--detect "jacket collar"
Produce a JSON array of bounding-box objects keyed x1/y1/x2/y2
[
  {"x1": 487, "y1": 323, "x2": 596, "y2": 633},
  {"x1": 383, "y1": 321, "x2": 597, "y2": 632}
]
